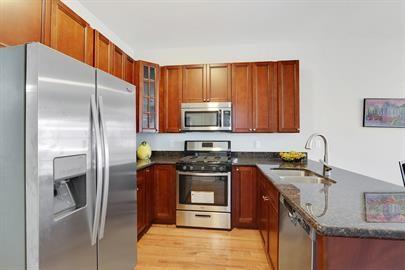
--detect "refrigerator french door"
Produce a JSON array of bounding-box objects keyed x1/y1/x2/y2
[
  {"x1": 0, "y1": 43, "x2": 137, "y2": 270},
  {"x1": 96, "y1": 70, "x2": 137, "y2": 270}
]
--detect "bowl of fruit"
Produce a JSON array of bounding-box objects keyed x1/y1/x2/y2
[{"x1": 279, "y1": 151, "x2": 306, "y2": 162}]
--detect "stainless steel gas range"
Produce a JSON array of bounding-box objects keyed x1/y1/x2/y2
[{"x1": 176, "y1": 141, "x2": 232, "y2": 229}]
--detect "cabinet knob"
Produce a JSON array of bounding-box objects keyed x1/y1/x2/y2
[
  {"x1": 178, "y1": 128, "x2": 181, "y2": 132},
  {"x1": 262, "y1": 195, "x2": 270, "y2": 201},
  {"x1": 207, "y1": 98, "x2": 210, "y2": 102},
  {"x1": 146, "y1": 169, "x2": 150, "y2": 173},
  {"x1": 249, "y1": 128, "x2": 252, "y2": 131},
  {"x1": 253, "y1": 128, "x2": 256, "y2": 131},
  {"x1": 137, "y1": 187, "x2": 139, "y2": 191},
  {"x1": 236, "y1": 168, "x2": 240, "y2": 171}
]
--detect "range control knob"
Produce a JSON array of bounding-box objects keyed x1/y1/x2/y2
[
  {"x1": 182, "y1": 165, "x2": 187, "y2": 170},
  {"x1": 212, "y1": 166, "x2": 217, "y2": 171},
  {"x1": 189, "y1": 166, "x2": 194, "y2": 170},
  {"x1": 219, "y1": 166, "x2": 224, "y2": 171}
]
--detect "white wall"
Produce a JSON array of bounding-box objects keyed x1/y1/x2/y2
[{"x1": 138, "y1": 2, "x2": 405, "y2": 186}]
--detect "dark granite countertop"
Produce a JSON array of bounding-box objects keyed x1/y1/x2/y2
[
  {"x1": 137, "y1": 151, "x2": 405, "y2": 239},
  {"x1": 256, "y1": 161, "x2": 405, "y2": 240}
]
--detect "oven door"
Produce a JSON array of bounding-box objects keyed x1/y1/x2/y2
[
  {"x1": 176, "y1": 171, "x2": 231, "y2": 212},
  {"x1": 181, "y1": 109, "x2": 222, "y2": 131}
]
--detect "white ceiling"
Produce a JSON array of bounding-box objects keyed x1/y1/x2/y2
[{"x1": 77, "y1": 0, "x2": 401, "y2": 54}]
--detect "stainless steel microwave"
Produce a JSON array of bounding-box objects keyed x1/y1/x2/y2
[{"x1": 181, "y1": 102, "x2": 232, "y2": 131}]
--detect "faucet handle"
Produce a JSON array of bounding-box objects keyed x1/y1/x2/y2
[{"x1": 319, "y1": 159, "x2": 331, "y2": 169}]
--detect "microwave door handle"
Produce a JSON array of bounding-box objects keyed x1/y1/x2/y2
[
  {"x1": 218, "y1": 110, "x2": 223, "y2": 128},
  {"x1": 90, "y1": 95, "x2": 103, "y2": 246}
]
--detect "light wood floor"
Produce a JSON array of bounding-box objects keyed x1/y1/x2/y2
[{"x1": 135, "y1": 225, "x2": 270, "y2": 270}]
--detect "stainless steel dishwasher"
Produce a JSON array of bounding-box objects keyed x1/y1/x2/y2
[{"x1": 279, "y1": 196, "x2": 316, "y2": 270}]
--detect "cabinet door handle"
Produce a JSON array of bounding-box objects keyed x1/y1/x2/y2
[
  {"x1": 137, "y1": 187, "x2": 139, "y2": 191},
  {"x1": 195, "y1": 214, "x2": 211, "y2": 218},
  {"x1": 262, "y1": 195, "x2": 270, "y2": 201}
]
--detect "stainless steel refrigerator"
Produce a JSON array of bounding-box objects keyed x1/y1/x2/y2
[{"x1": 0, "y1": 43, "x2": 137, "y2": 270}]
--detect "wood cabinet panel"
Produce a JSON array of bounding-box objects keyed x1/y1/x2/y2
[
  {"x1": 46, "y1": 0, "x2": 93, "y2": 65},
  {"x1": 268, "y1": 195, "x2": 279, "y2": 270},
  {"x1": 111, "y1": 45, "x2": 125, "y2": 79},
  {"x1": 258, "y1": 174, "x2": 270, "y2": 251},
  {"x1": 278, "y1": 60, "x2": 299, "y2": 132},
  {"x1": 252, "y1": 62, "x2": 278, "y2": 132},
  {"x1": 232, "y1": 63, "x2": 252, "y2": 132},
  {"x1": 232, "y1": 166, "x2": 257, "y2": 228},
  {"x1": 124, "y1": 55, "x2": 134, "y2": 84},
  {"x1": 161, "y1": 66, "x2": 182, "y2": 132},
  {"x1": 145, "y1": 166, "x2": 154, "y2": 225},
  {"x1": 207, "y1": 64, "x2": 231, "y2": 102},
  {"x1": 182, "y1": 65, "x2": 206, "y2": 103},
  {"x1": 317, "y1": 235, "x2": 405, "y2": 270},
  {"x1": 137, "y1": 169, "x2": 147, "y2": 236},
  {"x1": 0, "y1": 0, "x2": 43, "y2": 47},
  {"x1": 153, "y1": 165, "x2": 176, "y2": 224},
  {"x1": 94, "y1": 31, "x2": 112, "y2": 73}
]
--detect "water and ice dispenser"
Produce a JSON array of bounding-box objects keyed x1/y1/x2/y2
[{"x1": 53, "y1": 155, "x2": 87, "y2": 219}]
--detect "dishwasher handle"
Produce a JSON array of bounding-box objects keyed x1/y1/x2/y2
[{"x1": 281, "y1": 196, "x2": 314, "y2": 237}]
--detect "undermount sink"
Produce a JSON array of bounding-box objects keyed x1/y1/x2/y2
[{"x1": 270, "y1": 169, "x2": 336, "y2": 184}]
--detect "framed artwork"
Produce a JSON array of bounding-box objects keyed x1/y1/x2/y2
[
  {"x1": 364, "y1": 192, "x2": 405, "y2": 223},
  {"x1": 363, "y1": 98, "x2": 405, "y2": 128}
]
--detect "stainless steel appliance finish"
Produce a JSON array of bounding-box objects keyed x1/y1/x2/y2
[
  {"x1": 181, "y1": 102, "x2": 232, "y2": 131},
  {"x1": 279, "y1": 196, "x2": 316, "y2": 270},
  {"x1": 96, "y1": 70, "x2": 137, "y2": 270},
  {"x1": 0, "y1": 43, "x2": 137, "y2": 270},
  {"x1": 176, "y1": 211, "x2": 231, "y2": 229},
  {"x1": 176, "y1": 140, "x2": 232, "y2": 229},
  {"x1": 176, "y1": 171, "x2": 231, "y2": 213}
]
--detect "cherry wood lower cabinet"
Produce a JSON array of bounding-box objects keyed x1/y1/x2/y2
[
  {"x1": 137, "y1": 166, "x2": 154, "y2": 240},
  {"x1": 232, "y1": 166, "x2": 257, "y2": 228},
  {"x1": 316, "y1": 235, "x2": 405, "y2": 270},
  {"x1": 153, "y1": 164, "x2": 177, "y2": 224},
  {"x1": 257, "y1": 170, "x2": 279, "y2": 270}
]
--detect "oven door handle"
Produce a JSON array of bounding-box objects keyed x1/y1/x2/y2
[{"x1": 177, "y1": 171, "x2": 230, "y2": 177}]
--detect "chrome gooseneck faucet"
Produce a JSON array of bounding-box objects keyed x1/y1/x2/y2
[{"x1": 305, "y1": 133, "x2": 332, "y2": 176}]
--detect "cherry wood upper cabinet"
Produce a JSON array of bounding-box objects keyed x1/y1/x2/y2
[
  {"x1": 160, "y1": 66, "x2": 182, "y2": 133},
  {"x1": 111, "y1": 45, "x2": 125, "y2": 80},
  {"x1": 232, "y1": 166, "x2": 257, "y2": 229},
  {"x1": 44, "y1": 0, "x2": 94, "y2": 65},
  {"x1": 207, "y1": 64, "x2": 231, "y2": 102},
  {"x1": 153, "y1": 165, "x2": 176, "y2": 224},
  {"x1": 252, "y1": 62, "x2": 278, "y2": 132},
  {"x1": 124, "y1": 55, "x2": 134, "y2": 84},
  {"x1": 94, "y1": 31, "x2": 112, "y2": 73},
  {"x1": 278, "y1": 60, "x2": 299, "y2": 132},
  {"x1": 0, "y1": 0, "x2": 43, "y2": 47},
  {"x1": 231, "y1": 63, "x2": 252, "y2": 132},
  {"x1": 135, "y1": 61, "x2": 160, "y2": 133},
  {"x1": 182, "y1": 65, "x2": 206, "y2": 103}
]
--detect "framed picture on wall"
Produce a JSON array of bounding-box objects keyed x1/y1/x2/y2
[{"x1": 363, "y1": 98, "x2": 405, "y2": 128}]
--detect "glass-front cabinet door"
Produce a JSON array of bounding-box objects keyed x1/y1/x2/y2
[{"x1": 136, "y1": 61, "x2": 159, "y2": 132}]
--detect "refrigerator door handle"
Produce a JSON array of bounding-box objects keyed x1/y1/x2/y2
[
  {"x1": 91, "y1": 95, "x2": 103, "y2": 246},
  {"x1": 98, "y1": 96, "x2": 110, "y2": 240}
]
